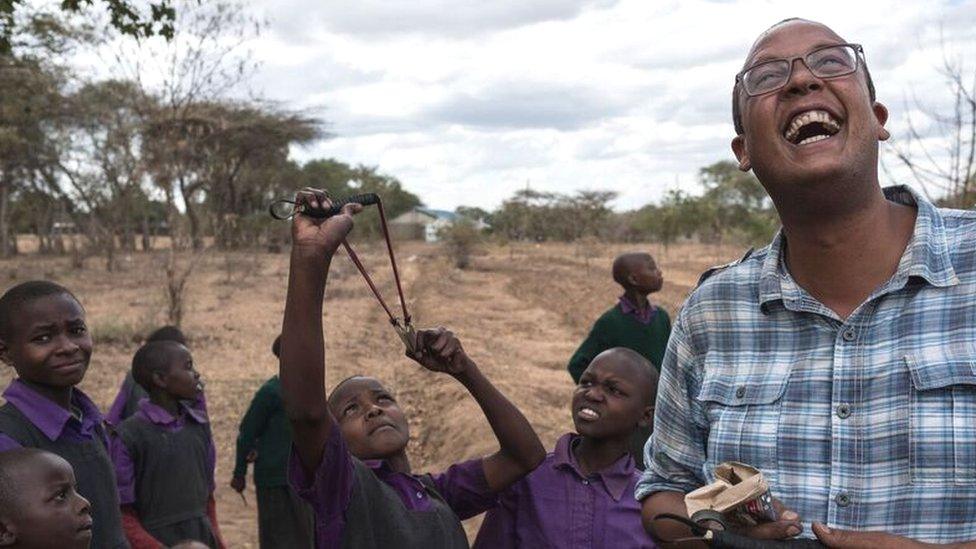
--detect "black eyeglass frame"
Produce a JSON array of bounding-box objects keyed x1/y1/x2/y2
[{"x1": 735, "y1": 43, "x2": 865, "y2": 97}]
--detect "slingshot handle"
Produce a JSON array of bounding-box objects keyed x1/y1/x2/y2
[{"x1": 303, "y1": 193, "x2": 380, "y2": 218}]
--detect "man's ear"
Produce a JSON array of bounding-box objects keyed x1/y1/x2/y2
[
  {"x1": 637, "y1": 405, "x2": 655, "y2": 429},
  {"x1": 0, "y1": 518, "x2": 17, "y2": 546},
  {"x1": 731, "y1": 135, "x2": 751, "y2": 171},
  {"x1": 873, "y1": 101, "x2": 890, "y2": 141}
]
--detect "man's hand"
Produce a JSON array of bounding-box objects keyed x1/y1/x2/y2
[
  {"x1": 290, "y1": 188, "x2": 363, "y2": 257},
  {"x1": 812, "y1": 523, "x2": 959, "y2": 549},
  {"x1": 733, "y1": 499, "x2": 803, "y2": 540},
  {"x1": 229, "y1": 476, "x2": 245, "y2": 493},
  {"x1": 407, "y1": 327, "x2": 473, "y2": 376}
]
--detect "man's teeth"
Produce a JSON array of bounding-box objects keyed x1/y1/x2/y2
[
  {"x1": 798, "y1": 134, "x2": 831, "y2": 145},
  {"x1": 784, "y1": 110, "x2": 841, "y2": 143},
  {"x1": 578, "y1": 407, "x2": 600, "y2": 420}
]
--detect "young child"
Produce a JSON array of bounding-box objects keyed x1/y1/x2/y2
[
  {"x1": 110, "y1": 340, "x2": 224, "y2": 548},
  {"x1": 474, "y1": 347, "x2": 658, "y2": 548},
  {"x1": 567, "y1": 252, "x2": 670, "y2": 468},
  {"x1": 280, "y1": 189, "x2": 546, "y2": 549},
  {"x1": 105, "y1": 326, "x2": 188, "y2": 426},
  {"x1": 0, "y1": 280, "x2": 128, "y2": 548},
  {"x1": 231, "y1": 335, "x2": 314, "y2": 548},
  {"x1": 0, "y1": 448, "x2": 93, "y2": 549}
]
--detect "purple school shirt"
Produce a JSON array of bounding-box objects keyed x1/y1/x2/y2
[
  {"x1": 0, "y1": 379, "x2": 108, "y2": 451},
  {"x1": 110, "y1": 395, "x2": 217, "y2": 505},
  {"x1": 473, "y1": 433, "x2": 656, "y2": 549},
  {"x1": 289, "y1": 425, "x2": 495, "y2": 548},
  {"x1": 618, "y1": 295, "x2": 659, "y2": 325},
  {"x1": 105, "y1": 380, "x2": 130, "y2": 427}
]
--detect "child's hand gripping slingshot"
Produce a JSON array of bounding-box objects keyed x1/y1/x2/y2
[{"x1": 270, "y1": 190, "x2": 417, "y2": 353}]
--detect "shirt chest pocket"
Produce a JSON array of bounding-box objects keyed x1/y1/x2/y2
[
  {"x1": 907, "y1": 352, "x2": 976, "y2": 485},
  {"x1": 696, "y1": 365, "x2": 792, "y2": 474}
]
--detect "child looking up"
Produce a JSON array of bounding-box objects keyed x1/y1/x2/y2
[
  {"x1": 111, "y1": 340, "x2": 224, "y2": 549},
  {"x1": 231, "y1": 335, "x2": 314, "y2": 548},
  {"x1": 280, "y1": 189, "x2": 546, "y2": 549},
  {"x1": 567, "y1": 253, "x2": 669, "y2": 468},
  {"x1": 474, "y1": 347, "x2": 658, "y2": 548},
  {"x1": 105, "y1": 326, "x2": 188, "y2": 426},
  {"x1": 0, "y1": 281, "x2": 128, "y2": 548},
  {"x1": 0, "y1": 448, "x2": 93, "y2": 549}
]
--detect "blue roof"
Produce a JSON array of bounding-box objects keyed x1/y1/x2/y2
[{"x1": 416, "y1": 207, "x2": 457, "y2": 221}]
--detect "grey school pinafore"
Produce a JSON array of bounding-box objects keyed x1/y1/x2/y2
[
  {"x1": 0, "y1": 403, "x2": 129, "y2": 549},
  {"x1": 117, "y1": 413, "x2": 217, "y2": 547},
  {"x1": 338, "y1": 459, "x2": 469, "y2": 549}
]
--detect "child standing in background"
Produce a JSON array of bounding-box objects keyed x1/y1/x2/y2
[
  {"x1": 0, "y1": 281, "x2": 128, "y2": 548},
  {"x1": 105, "y1": 326, "x2": 188, "y2": 426},
  {"x1": 567, "y1": 253, "x2": 670, "y2": 468},
  {"x1": 231, "y1": 335, "x2": 314, "y2": 548},
  {"x1": 111, "y1": 340, "x2": 224, "y2": 549}
]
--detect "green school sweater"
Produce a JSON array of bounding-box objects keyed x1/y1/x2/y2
[
  {"x1": 234, "y1": 376, "x2": 293, "y2": 488},
  {"x1": 567, "y1": 304, "x2": 672, "y2": 383}
]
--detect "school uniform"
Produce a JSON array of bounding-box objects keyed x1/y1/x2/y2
[
  {"x1": 0, "y1": 379, "x2": 129, "y2": 549},
  {"x1": 112, "y1": 395, "x2": 219, "y2": 548},
  {"x1": 473, "y1": 433, "x2": 656, "y2": 549},
  {"x1": 105, "y1": 372, "x2": 149, "y2": 426},
  {"x1": 289, "y1": 426, "x2": 496, "y2": 549},
  {"x1": 235, "y1": 376, "x2": 314, "y2": 548}
]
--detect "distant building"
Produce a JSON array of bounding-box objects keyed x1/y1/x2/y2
[{"x1": 390, "y1": 207, "x2": 488, "y2": 242}]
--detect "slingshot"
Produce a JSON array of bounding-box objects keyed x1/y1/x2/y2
[{"x1": 269, "y1": 193, "x2": 416, "y2": 354}]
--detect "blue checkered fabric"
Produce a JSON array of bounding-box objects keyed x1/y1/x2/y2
[{"x1": 637, "y1": 185, "x2": 976, "y2": 543}]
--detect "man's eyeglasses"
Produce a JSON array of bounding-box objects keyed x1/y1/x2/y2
[{"x1": 735, "y1": 43, "x2": 864, "y2": 97}]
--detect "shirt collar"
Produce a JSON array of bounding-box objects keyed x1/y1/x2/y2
[
  {"x1": 618, "y1": 295, "x2": 657, "y2": 324},
  {"x1": 758, "y1": 185, "x2": 958, "y2": 310},
  {"x1": 136, "y1": 394, "x2": 209, "y2": 426},
  {"x1": 551, "y1": 433, "x2": 636, "y2": 502},
  {"x1": 2, "y1": 379, "x2": 102, "y2": 442}
]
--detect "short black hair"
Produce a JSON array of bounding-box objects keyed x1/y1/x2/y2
[
  {"x1": 131, "y1": 340, "x2": 186, "y2": 392},
  {"x1": 589, "y1": 347, "x2": 659, "y2": 404},
  {"x1": 0, "y1": 281, "x2": 80, "y2": 341},
  {"x1": 271, "y1": 335, "x2": 282, "y2": 358},
  {"x1": 146, "y1": 325, "x2": 188, "y2": 346},
  {"x1": 0, "y1": 448, "x2": 53, "y2": 516},
  {"x1": 732, "y1": 18, "x2": 877, "y2": 135},
  {"x1": 611, "y1": 253, "x2": 653, "y2": 287}
]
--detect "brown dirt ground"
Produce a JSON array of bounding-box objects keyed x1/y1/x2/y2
[{"x1": 0, "y1": 240, "x2": 745, "y2": 546}]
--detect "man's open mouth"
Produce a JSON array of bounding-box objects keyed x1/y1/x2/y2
[{"x1": 783, "y1": 109, "x2": 842, "y2": 146}]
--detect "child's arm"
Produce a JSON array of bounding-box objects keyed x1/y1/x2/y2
[
  {"x1": 232, "y1": 384, "x2": 273, "y2": 489},
  {"x1": 280, "y1": 189, "x2": 362, "y2": 472},
  {"x1": 411, "y1": 328, "x2": 546, "y2": 493}
]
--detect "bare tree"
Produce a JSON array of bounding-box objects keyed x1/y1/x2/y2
[{"x1": 887, "y1": 42, "x2": 976, "y2": 208}]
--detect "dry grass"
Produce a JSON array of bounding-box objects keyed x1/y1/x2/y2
[{"x1": 0, "y1": 241, "x2": 745, "y2": 546}]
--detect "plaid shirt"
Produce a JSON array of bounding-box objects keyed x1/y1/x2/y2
[{"x1": 638, "y1": 186, "x2": 976, "y2": 543}]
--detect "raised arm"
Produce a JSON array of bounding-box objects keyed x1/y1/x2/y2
[
  {"x1": 280, "y1": 189, "x2": 361, "y2": 473},
  {"x1": 411, "y1": 328, "x2": 546, "y2": 492}
]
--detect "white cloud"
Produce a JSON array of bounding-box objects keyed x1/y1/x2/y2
[{"x1": 241, "y1": 0, "x2": 976, "y2": 211}]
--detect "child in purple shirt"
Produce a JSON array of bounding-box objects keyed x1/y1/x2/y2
[
  {"x1": 105, "y1": 326, "x2": 187, "y2": 426},
  {"x1": 110, "y1": 340, "x2": 225, "y2": 548},
  {"x1": 0, "y1": 280, "x2": 128, "y2": 549},
  {"x1": 474, "y1": 347, "x2": 659, "y2": 548},
  {"x1": 280, "y1": 189, "x2": 546, "y2": 549}
]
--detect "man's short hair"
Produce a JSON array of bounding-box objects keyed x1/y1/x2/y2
[
  {"x1": 131, "y1": 340, "x2": 185, "y2": 392},
  {"x1": 732, "y1": 18, "x2": 877, "y2": 135},
  {"x1": 612, "y1": 253, "x2": 652, "y2": 286},
  {"x1": 0, "y1": 281, "x2": 79, "y2": 340}
]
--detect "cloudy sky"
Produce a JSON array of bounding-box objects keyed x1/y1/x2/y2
[{"x1": 238, "y1": 0, "x2": 975, "y2": 211}]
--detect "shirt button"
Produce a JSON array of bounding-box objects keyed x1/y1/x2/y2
[
  {"x1": 735, "y1": 386, "x2": 746, "y2": 399},
  {"x1": 836, "y1": 404, "x2": 852, "y2": 419},
  {"x1": 416, "y1": 491, "x2": 424, "y2": 499},
  {"x1": 842, "y1": 328, "x2": 856, "y2": 342},
  {"x1": 835, "y1": 492, "x2": 851, "y2": 507},
  {"x1": 582, "y1": 479, "x2": 589, "y2": 485}
]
